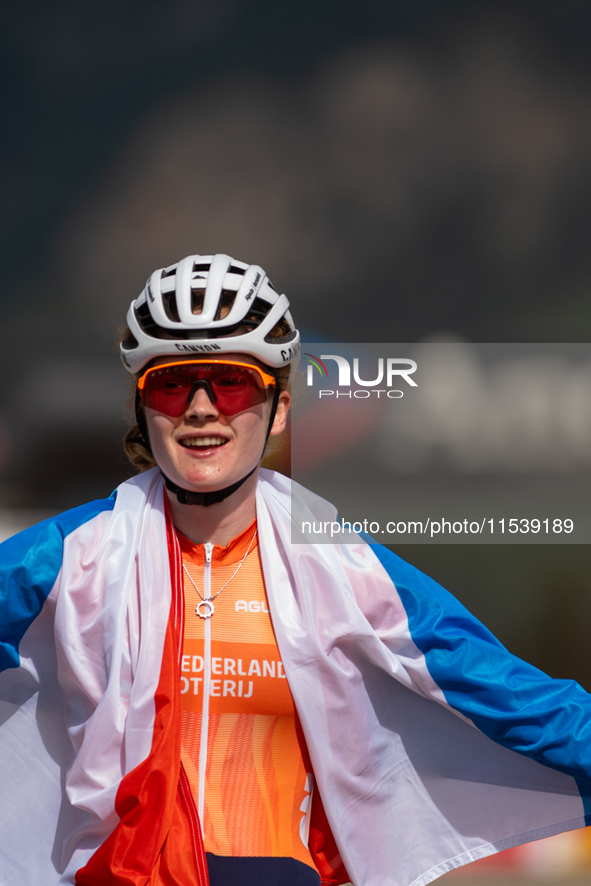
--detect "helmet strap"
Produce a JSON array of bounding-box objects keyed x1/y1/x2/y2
[
  {"x1": 137, "y1": 373, "x2": 282, "y2": 507},
  {"x1": 161, "y1": 465, "x2": 258, "y2": 506},
  {"x1": 133, "y1": 390, "x2": 154, "y2": 456}
]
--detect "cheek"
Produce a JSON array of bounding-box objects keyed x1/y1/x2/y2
[
  {"x1": 233, "y1": 414, "x2": 266, "y2": 452},
  {"x1": 145, "y1": 412, "x2": 176, "y2": 454},
  {"x1": 238, "y1": 405, "x2": 272, "y2": 439}
]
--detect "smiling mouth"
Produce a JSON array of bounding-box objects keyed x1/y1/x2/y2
[{"x1": 179, "y1": 436, "x2": 228, "y2": 449}]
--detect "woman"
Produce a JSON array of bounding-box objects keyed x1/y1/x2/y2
[{"x1": 1, "y1": 253, "x2": 591, "y2": 886}]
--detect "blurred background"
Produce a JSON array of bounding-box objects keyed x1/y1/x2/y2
[{"x1": 3, "y1": 1, "x2": 591, "y2": 879}]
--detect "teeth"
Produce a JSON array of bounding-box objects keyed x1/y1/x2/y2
[{"x1": 181, "y1": 436, "x2": 226, "y2": 448}]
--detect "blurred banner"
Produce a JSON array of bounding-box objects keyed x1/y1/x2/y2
[{"x1": 291, "y1": 342, "x2": 591, "y2": 544}]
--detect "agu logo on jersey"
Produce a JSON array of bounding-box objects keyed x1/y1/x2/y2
[
  {"x1": 235, "y1": 600, "x2": 269, "y2": 612},
  {"x1": 304, "y1": 352, "x2": 417, "y2": 399}
]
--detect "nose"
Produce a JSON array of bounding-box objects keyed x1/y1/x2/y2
[{"x1": 184, "y1": 382, "x2": 220, "y2": 419}]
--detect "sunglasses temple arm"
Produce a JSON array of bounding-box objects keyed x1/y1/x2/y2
[{"x1": 262, "y1": 381, "x2": 281, "y2": 451}]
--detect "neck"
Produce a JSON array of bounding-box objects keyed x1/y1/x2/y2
[{"x1": 166, "y1": 468, "x2": 259, "y2": 546}]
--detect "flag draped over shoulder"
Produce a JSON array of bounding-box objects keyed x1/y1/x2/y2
[
  {"x1": 0, "y1": 471, "x2": 208, "y2": 885},
  {"x1": 1, "y1": 467, "x2": 591, "y2": 886}
]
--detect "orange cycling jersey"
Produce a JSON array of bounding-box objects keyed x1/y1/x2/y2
[{"x1": 179, "y1": 521, "x2": 317, "y2": 871}]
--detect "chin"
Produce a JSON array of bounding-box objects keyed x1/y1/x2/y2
[{"x1": 170, "y1": 463, "x2": 247, "y2": 492}]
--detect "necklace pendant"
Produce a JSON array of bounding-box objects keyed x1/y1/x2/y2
[{"x1": 196, "y1": 600, "x2": 215, "y2": 619}]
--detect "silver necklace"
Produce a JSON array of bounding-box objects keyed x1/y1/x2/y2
[{"x1": 183, "y1": 529, "x2": 258, "y2": 619}]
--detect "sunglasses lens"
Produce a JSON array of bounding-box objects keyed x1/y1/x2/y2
[
  {"x1": 141, "y1": 363, "x2": 272, "y2": 417},
  {"x1": 142, "y1": 368, "x2": 193, "y2": 417},
  {"x1": 210, "y1": 366, "x2": 268, "y2": 415}
]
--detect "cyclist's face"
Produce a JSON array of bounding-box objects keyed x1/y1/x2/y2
[{"x1": 144, "y1": 354, "x2": 290, "y2": 495}]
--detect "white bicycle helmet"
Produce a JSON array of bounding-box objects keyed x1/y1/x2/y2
[{"x1": 121, "y1": 253, "x2": 300, "y2": 373}]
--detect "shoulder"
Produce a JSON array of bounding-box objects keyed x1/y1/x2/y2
[
  {"x1": 257, "y1": 467, "x2": 290, "y2": 495},
  {"x1": 0, "y1": 493, "x2": 117, "y2": 672},
  {"x1": 360, "y1": 536, "x2": 507, "y2": 665},
  {"x1": 0, "y1": 494, "x2": 117, "y2": 570},
  {"x1": 257, "y1": 469, "x2": 340, "y2": 533},
  {"x1": 365, "y1": 538, "x2": 471, "y2": 611},
  {"x1": 0, "y1": 467, "x2": 164, "y2": 593}
]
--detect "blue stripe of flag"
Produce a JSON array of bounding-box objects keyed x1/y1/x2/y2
[
  {"x1": 0, "y1": 495, "x2": 116, "y2": 673},
  {"x1": 370, "y1": 541, "x2": 591, "y2": 820}
]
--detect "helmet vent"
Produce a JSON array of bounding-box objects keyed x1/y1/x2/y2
[
  {"x1": 265, "y1": 315, "x2": 297, "y2": 344},
  {"x1": 229, "y1": 265, "x2": 246, "y2": 276},
  {"x1": 191, "y1": 288, "x2": 205, "y2": 315},
  {"x1": 162, "y1": 291, "x2": 180, "y2": 322},
  {"x1": 215, "y1": 289, "x2": 237, "y2": 320},
  {"x1": 244, "y1": 297, "x2": 272, "y2": 324},
  {"x1": 121, "y1": 333, "x2": 138, "y2": 350},
  {"x1": 192, "y1": 263, "x2": 211, "y2": 272},
  {"x1": 135, "y1": 302, "x2": 165, "y2": 337}
]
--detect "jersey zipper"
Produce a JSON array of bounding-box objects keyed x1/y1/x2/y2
[{"x1": 198, "y1": 541, "x2": 214, "y2": 825}]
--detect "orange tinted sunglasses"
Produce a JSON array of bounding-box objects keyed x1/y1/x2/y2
[{"x1": 137, "y1": 359, "x2": 276, "y2": 417}]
